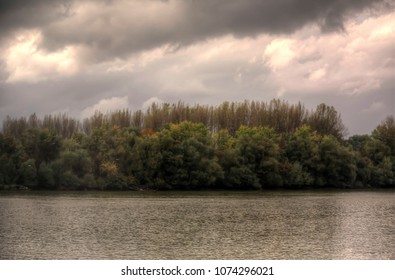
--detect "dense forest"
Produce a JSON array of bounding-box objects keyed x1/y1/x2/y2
[{"x1": 0, "y1": 100, "x2": 394, "y2": 190}]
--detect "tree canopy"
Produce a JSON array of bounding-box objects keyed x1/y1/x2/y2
[{"x1": 1, "y1": 100, "x2": 394, "y2": 190}]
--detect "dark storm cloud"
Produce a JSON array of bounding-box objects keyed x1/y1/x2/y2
[
  {"x1": 1, "y1": 0, "x2": 389, "y2": 61},
  {"x1": 0, "y1": 0, "x2": 72, "y2": 39}
]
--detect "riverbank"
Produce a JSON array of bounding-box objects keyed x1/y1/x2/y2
[{"x1": 1, "y1": 183, "x2": 394, "y2": 192}]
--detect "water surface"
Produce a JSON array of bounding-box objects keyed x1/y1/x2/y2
[{"x1": 0, "y1": 190, "x2": 394, "y2": 259}]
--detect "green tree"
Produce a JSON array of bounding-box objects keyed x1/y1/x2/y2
[
  {"x1": 128, "y1": 134, "x2": 162, "y2": 188},
  {"x1": 347, "y1": 135, "x2": 371, "y2": 152},
  {"x1": 37, "y1": 163, "x2": 56, "y2": 189},
  {"x1": 234, "y1": 126, "x2": 282, "y2": 188},
  {"x1": 0, "y1": 133, "x2": 24, "y2": 185},
  {"x1": 363, "y1": 139, "x2": 391, "y2": 165},
  {"x1": 18, "y1": 159, "x2": 37, "y2": 188},
  {"x1": 372, "y1": 116, "x2": 395, "y2": 156},
  {"x1": 316, "y1": 135, "x2": 357, "y2": 187},
  {"x1": 285, "y1": 125, "x2": 320, "y2": 185},
  {"x1": 287, "y1": 161, "x2": 314, "y2": 187},
  {"x1": 21, "y1": 128, "x2": 61, "y2": 172},
  {"x1": 157, "y1": 122, "x2": 223, "y2": 189},
  {"x1": 370, "y1": 157, "x2": 394, "y2": 186}
]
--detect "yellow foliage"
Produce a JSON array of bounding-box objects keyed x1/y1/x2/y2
[{"x1": 100, "y1": 161, "x2": 118, "y2": 176}]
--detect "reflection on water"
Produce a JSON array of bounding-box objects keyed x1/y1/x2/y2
[{"x1": 0, "y1": 191, "x2": 394, "y2": 259}]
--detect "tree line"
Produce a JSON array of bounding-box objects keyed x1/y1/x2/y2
[
  {"x1": 2, "y1": 100, "x2": 347, "y2": 139},
  {"x1": 0, "y1": 100, "x2": 394, "y2": 190}
]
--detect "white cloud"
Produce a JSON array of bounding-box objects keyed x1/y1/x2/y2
[
  {"x1": 369, "y1": 20, "x2": 395, "y2": 40},
  {"x1": 3, "y1": 30, "x2": 78, "y2": 83},
  {"x1": 80, "y1": 96, "x2": 129, "y2": 119},
  {"x1": 104, "y1": 45, "x2": 172, "y2": 73},
  {"x1": 264, "y1": 11, "x2": 395, "y2": 96},
  {"x1": 142, "y1": 97, "x2": 163, "y2": 110},
  {"x1": 264, "y1": 39, "x2": 295, "y2": 70},
  {"x1": 309, "y1": 67, "x2": 327, "y2": 81}
]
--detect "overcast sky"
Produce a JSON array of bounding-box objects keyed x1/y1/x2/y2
[{"x1": 0, "y1": 0, "x2": 394, "y2": 135}]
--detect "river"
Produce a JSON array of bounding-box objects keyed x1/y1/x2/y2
[{"x1": 0, "y1": 190, "x2": 394, "y2": 259}]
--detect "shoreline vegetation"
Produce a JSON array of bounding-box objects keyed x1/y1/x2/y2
[
  {"x1": 1, "y1": 184, "x2": 394, "y2": 192},
  {"x1": 1, "y1": 99, "x2": 394, "y2": 191}
]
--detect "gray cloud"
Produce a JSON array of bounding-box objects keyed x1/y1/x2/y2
[
  {"x1": 0, "y1": 0, "x2": 72, "y2": 40},
  {"x1": 0, "y1": 71, "x2": 135, "y2": 118},
  {"x1": 0, "y1": 60, "x2": 9, "y2": 82},
  {"x1": 1, "y1": 0, "x2": 390, "y2": 61}
]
